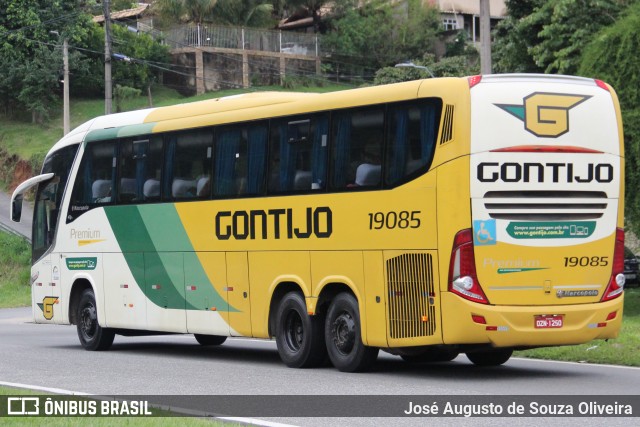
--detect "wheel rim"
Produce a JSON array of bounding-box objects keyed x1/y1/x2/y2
[
  {"x1": 80, "y1": 302, "x2": 97, "y2": 341},
  {"x1": 331, "y1": 311, "x2": 355, "y2": 355},
  {"x1": 284, "y1": 310, "x2": 304, "y2": 352}
]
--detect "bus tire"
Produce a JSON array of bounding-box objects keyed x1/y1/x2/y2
[
  {"x1": 275, "y1": 292, "x2": 326, "y2": 368},
  {"x1": 466, "y1": 348, "x2": 513, "y2": 366},
  {"x1": 194, "y1": 334, "x2": 227, "y2": 346},
  {"x1": 325, "y1": 292, "x2": 378, "y2": 372},
  {"x1": 401, "y1": 348, "x2": 459, "y2": 363},
  {"x1": 76, "y1": 288, "x2": 114, "y2": 351}
]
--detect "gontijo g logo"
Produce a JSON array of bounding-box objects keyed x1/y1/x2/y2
[{"x1": 496, "y1": 93, "x2": 591, "y2": 138}]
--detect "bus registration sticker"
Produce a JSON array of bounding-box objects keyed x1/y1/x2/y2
[{"x1": 535, "y1": 314, "x2": 563, "y2": 329}]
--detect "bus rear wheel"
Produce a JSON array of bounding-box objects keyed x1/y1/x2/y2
[
  {"x1": 325, "y1": 292, "x2": 378, "y2": 372},
  {"x1": 466, "y1": 348, "x2": 513, "y2": 366},
  {"x1": 275, "y1": 292, "x2": 326, "y2": 368},
  {"x1": 76, "y1": 288, "x2": 114, "y2": 351},
  {"x1": 194, "y1": 334, "x2": 227, "y2": 346}
]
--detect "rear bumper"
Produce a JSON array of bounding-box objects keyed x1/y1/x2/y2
[{"x1": 441, "y1": 292, "x2": 624, "y2": 348}]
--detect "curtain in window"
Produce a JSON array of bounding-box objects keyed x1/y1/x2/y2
[
  {"x1": 311, "y1": 116, "x2": 328, "y2": 189},
  {"x1": 163, "y1": 137, "x2": 176, "y2": 199},
  {"x1": 333, "y1": 115, "x2": 352, "y2": 188},
  {"x1": 279, "y1": 122, "x2": 297, "y2": 191},
  {"x1": 108, "y1": 143, "x2": 118, "y2": 201},
  {"x1": 134, "y1": 142, "x2": 146, "y2": 200},
  {"x1": 390, "y1": 109, "x2": 409, "y2": 184},
  {"x1": 215, "y1": 129, "x2": 241, "y2": 196},
  {"x1": 82, "y1": 148, "x2": 93, "y2": 203},
  {"x1": 420, "y1": 105, "x2": 436, "y2": 166},
  {"x1": 247, "y1": 125, "x2": 267, "y2": 194}
]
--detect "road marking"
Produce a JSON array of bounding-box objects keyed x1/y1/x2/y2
[
  {"x1": 0, "y1": 380, "x2": 90, "y2": 395},
  {"x1": 0, "y1": 380, "x2": 298, "y2": 426},
  {"x1": 511, "y1": 357, "x2": 640, "y2": 370}
]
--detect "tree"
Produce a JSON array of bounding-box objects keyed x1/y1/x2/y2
[
  {"x1": 492, "y1": 0, "x2": 626, "y2": 74},
  {"x1": 154, "y1": 0, "x2": 218, "y2": 25},
  {"x1": 492, "y1": 0, "x2": 545, "y2": 73},
  {"x1": 528, "y1": 0, "x2": 623, "y2": 74},
  {"x1": 0, "y1": 0, "x2": 95, "y2": 121},
  {"x1": 211, "y1": 0, "x2": 275, "y2": 27},
  {"x1": 579, "y1": 3, "x2": 640, "y2": 235},
  {"x1": 322, "y1": 0, "x2": 440, "y2": 72}
]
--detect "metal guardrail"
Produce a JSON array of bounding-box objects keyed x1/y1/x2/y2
[{"x1": 0, "y1": 221, "x2": 30, "y2": 243}]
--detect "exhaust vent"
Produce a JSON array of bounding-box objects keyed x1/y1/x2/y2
[{"x1": 386, "y1": 253, "x2": 436, "y2": 339}]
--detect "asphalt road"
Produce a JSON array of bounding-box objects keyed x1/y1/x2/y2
[{"x1": 1, "y1": 307, "x2": 638, "y2": 426}]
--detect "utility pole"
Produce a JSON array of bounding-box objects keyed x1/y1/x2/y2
[
  {"x1": 62, "y1": 38, "x2": 70, "y2": 135},
  {"x1": 104, "y1": 0, "x2": 113, "y2": 114},
  {"x1": 479, "y1": 0, "x2": 492, "y2": 75}
]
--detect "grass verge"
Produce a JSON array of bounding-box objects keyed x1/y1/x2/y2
[
  {"x1": 0, "y1": 233, "x2": 31, "y2": 308},
  {"x1": 0, "y1": 386, "x2": 231, "y2": 426}
]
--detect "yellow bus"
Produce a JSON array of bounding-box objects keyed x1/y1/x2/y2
[{"x1": 11, "y1": 74, "x2": 625, "y2": 371}]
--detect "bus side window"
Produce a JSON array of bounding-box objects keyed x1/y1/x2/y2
[
  {"x1": 331, "y1": 108, "x2": 384, "y2": 189},
  {"x1": 214, "y1": 122, "x2": 268, "y2": 198},
  {"x1": 71, "y1": 141, "x2": 117, "y2": 205},
  {"x1": 213, "y1": 122, "x2": 268, "y2": 197},
  {"x1": 385, "y1": 100, "x2": 441, "y2": 187},
  {"x1": 164, "y1": 129, "x2": 213, "y2": 201},
  {"x1": 268, "y1": 114, "x2": 328, "y2": 193}
]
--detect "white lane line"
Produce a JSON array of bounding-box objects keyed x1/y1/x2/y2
[
  {"x1": 0, "y1": 380, "x2": 90, "y2": 395},
  {"x1": 511, "y1": 357, "x2": 640, "y2": 370},
  {"x1": 0, "y1": 380, "x2": 298, "y2": 427}
]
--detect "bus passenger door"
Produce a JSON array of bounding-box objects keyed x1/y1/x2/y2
[
  {"x1": 226, "y1": 252, "x2": 252, "y2": 337},
  {"x1": 185, "y1": 252, "x2": 230, "y2": 336},
  {"x1": 32, "y1": 254, "x2": 61, "y2": 324}
]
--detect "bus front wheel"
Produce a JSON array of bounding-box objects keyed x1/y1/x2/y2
[
  {"x1": 76, "y1": 288, "x2": 114, "y2": 351},
  {"x1": 466, "y1": 348, "x2": 513, "y2": 366},
  {"x1": 275, "y1": 292, "x2": 326, "y2": 368},
  {"x1": 325, "y1": 293, "x2": 378, "y2": 372}
]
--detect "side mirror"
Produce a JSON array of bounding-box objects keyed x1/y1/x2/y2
[
  {"x1": 10, "y1": 172, "x2": 54, "y2": 223},
  {"x1": 11, "y1": 194, "x2": 23, "y2": 222}
]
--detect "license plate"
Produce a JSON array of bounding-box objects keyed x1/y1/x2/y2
[{"x1": 535, "y1": 315, "x2": 563, "y2": 329}]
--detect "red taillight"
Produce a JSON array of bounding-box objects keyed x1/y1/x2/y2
[
  {"x1": 595, "y1": 79, "x2": 610, "y2": 92},
  {"x1": 468, "y1": 75, "x2": 482, "y2": 88},
  {"x1": 448, "y1": 229, "x2": 489, "y2": 304},
  {"x1": 601, "y1": 228, "x2": 625, "y2": 302},
  {"x1": 491, "y1": 145, "x2": 602, "y2": 154}
]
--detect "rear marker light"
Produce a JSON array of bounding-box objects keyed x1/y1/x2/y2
[
  {"x1": 472, "y1": 314, "x2": 486, "y2": 324},
  {"x1": 468, "y1": 75, "x2": 482, "y2": 88},
  {"x1": 595, "y1": 79, "x2": 610, "y2": 92},
  {"x1": 606, "y1": 311, "x2": 617, "y2": 321}
]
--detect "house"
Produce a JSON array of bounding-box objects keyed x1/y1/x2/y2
[
  {"x1": 93, "y1": 3, "x2": 153, "y2": 31},
  {"x1": 430, "y1": 0, "x2": 507, "y2": 43},
  {"x1": 277, "y1": 0, "x2": 507, "y2": 42}
]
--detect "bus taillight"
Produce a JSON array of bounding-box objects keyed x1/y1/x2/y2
[
  {"x1": 601, "y1": 228, "x2": 625, "y2": 302},
  {"x1": 448, "y1": 229, "x2": 488, "y2": 304}
]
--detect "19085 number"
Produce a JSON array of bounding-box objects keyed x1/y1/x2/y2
[
  {"x1": 563, "y1": 256, "x2": 609, "y2": 267},
  {"x1": 368, "y1": 210, "x2": 421, "y2": 230}
]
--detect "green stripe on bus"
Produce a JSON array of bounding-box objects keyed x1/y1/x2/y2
[
  {"x1": 117, "y1": 123, "x2": 156, "y2": 138},
  {"x1": 85, "y1": 128, "x2": 121, "y2": 142},
  {"x1": 104, "y1": 205, "x2": 237, "y2": 312}
]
